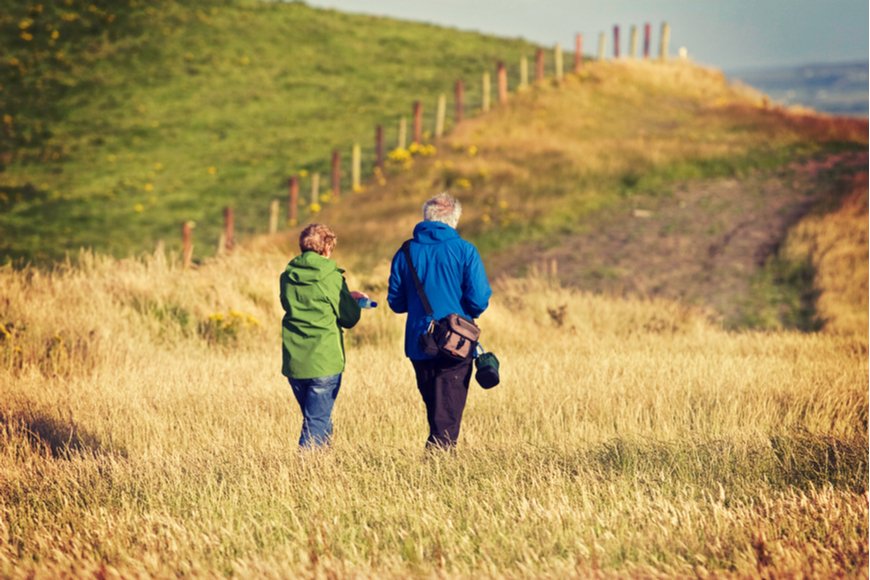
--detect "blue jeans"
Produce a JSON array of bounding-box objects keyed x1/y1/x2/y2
[{"x1": 289, "y1": 373, "x2": 342, "y2": 448}]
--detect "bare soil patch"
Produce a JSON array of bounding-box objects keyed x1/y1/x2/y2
[{"x1": 487, "y1": 152, "x2": 867, "y2": 326}]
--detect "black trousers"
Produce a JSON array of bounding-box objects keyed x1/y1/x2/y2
[{"x1": 412, "y1": 356, "x2": 474, "y2": 448}]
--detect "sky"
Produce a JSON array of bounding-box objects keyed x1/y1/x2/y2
[{"x1": 302, "y1": 0, "x2": 869, "y2": 71}]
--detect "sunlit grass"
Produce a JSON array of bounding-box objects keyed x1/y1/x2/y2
[{"x1": 0, "y1": 248, "x2": 866, "y2": 577}]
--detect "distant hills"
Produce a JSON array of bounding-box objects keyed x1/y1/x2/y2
[{"x1": 727, "y1": 61, "x2": 868, "y2": 117}]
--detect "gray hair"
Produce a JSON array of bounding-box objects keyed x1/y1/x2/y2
[{"x1": 422, "y1": 192, "x2": 462, "y2": 228}]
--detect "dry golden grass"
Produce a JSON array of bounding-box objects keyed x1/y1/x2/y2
[
  {"x1": 780, "y1": 173, "x2": 869, "y2": 336},
  {"x1": 1, "y1": 244, "x2": 867, "y2": 577}
]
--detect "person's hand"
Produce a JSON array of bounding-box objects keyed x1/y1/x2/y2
[{"x1": 350, "y1": 291, "x2": 369, "y2": 301}]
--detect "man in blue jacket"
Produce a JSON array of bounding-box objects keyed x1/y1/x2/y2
[{"x1": 388, "y1": 193, "x2": 492, "y2": 449}]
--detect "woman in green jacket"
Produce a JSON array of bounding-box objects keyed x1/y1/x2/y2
[{"x1": 280, "y1": 224, "x2": 367, "y2": 448}]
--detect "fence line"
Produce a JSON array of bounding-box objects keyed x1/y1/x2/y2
[
  {"x1": 614, "y1": 26, "x2": 620, "y2": 59},
  {"x1": 179, "y1": 22, "x2": 673, "y2": 264}
]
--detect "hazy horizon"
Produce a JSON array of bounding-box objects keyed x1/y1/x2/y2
[{"x1": 301, "y1": 0, "x2": 868, "y2": 71}]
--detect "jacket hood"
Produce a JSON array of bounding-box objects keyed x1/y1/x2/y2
[
  {"x1": 412, "y1": 221, "x2": 460, "y2": 244},
  {"x1": 285, "y1": 251, "x2": 340, "y2": 285}
]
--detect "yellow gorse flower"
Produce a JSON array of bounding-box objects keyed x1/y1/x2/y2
[
  {"x1": 388, "y1": 148, "x2": 411, "y2": 163},
  {"x1": 408, "y1": 142, "x2": 437, "y2": 157}
]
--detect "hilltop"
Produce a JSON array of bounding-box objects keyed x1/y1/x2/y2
[{"x1": 292, "y1": 60, "x2": 867, "y2": 331}]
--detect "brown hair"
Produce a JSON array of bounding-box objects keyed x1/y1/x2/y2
[{"x1": 299, "y1": 223, "x2": 337, "y2": 256}]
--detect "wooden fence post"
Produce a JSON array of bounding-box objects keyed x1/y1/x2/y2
[
  {"x1": 597, "y1": 32, "x2": 605, "y2": 61},
  {"x1": 482, "y1": 71, "x2": 491, "y2": 112},
  {"x1": 629, "y1": 25, "x2": 638, "y2": 58},
  {"x1": 520, "y1": 56, "x2": 528, "y2": 88},
  {"x1": 435, "y1": 94, "x2": 446, "y2": 138},
  {"x1": 574, "y1": 34, "x2": 583, "y2": 73},
  {"x1": 269, "y1": 199, "x2": 279, "y2": 234},
  {"x1": 412, "y1": 101, "x2": 422, "y2": 144},
  {"x1": 331, "y1": 149, "x2": 340, "y2": 200},
  {"x1": 375, "y1": 125, "x2": 384, "y2": 170},
  {"x1": 497, "y1": 61, "x2": 508, "y2": 104},
  {"x1": 223, "y1": 207, "x2": 234, "y2": 252},
  {"x1": 288, "y1": 175, "x2": 298, "y2": 226},
  {"x1": 398, "y1": 117, "x2": 407, "y2": 149},
  {"x1": 659, "y1": 22, "x2": 670, "y2": 60},
  {"x1": 613, "y1": 25, "x2": 620, "y2": 59},
  {"x1": 454, "y1": 80, "x2": 464, "y2": 124},
  {"x1": 352, "y1": 143, "x2": 361, "y2": 192},
  {"x1": 554, "y1": 43, "x2": 563, "y2": 82},
  {"x1": 644, "y1": 23, "x2": 651, "y2": 58},
  {"x1": 181, "y1": 221, "x2": 194, "y2": 268},
  {"x1": 535, "y1": 48, "x2": 544, "y2": 82}
]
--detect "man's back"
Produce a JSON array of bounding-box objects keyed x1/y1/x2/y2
[{"x1": 388, "y1": 220, "x2": 491, "y2": 361}]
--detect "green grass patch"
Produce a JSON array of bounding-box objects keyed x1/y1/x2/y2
[{"x1": 734, "y1": 253, "x2": 823, "y2": 331}]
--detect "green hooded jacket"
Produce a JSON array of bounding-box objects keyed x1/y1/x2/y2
[{"x1": 280, "y1": 251, "x2": 361, "y2": 379}]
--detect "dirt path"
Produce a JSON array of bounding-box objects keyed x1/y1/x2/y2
[{"x1": 487, "y1": 151, "x2": 867, "y2": 326}]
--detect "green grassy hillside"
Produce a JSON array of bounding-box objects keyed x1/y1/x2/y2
[
  {"x1": 3, "y1": 1, "x2": 866, "y2": 332},
  {"x1": 1, "y1": 0, "x2": 538, "y2": 262}
]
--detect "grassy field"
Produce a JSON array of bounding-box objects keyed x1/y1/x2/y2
[
  {"x1": 2, "y1": 2, "x2": 868, "y2": 577},
  {"x1": 0, "y1": 242, "x2": 867, "y2": 577},
  {"x1": 4, "y1": 2, "x2": 865, "y2": 271},
  {"x1": 1, "y1": 0, "x2": 537, "y2": 262}
]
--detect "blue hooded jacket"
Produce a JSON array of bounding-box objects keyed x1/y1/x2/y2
[{"x1": 388, "y1": 221, "x2": 492, "y2": 360}]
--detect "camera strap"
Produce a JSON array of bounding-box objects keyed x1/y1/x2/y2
[{"x1": 401, "y1": 239, "x2": 434, "y2": 318}]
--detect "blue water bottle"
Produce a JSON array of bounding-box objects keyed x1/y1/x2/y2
[{"x1": 357, "y1": 297, "x2": 378, "y2": 309}]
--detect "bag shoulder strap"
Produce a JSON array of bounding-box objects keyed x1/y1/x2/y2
[{"x1": 401, "y1": 239, "x2": 434, "y2": 317}]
